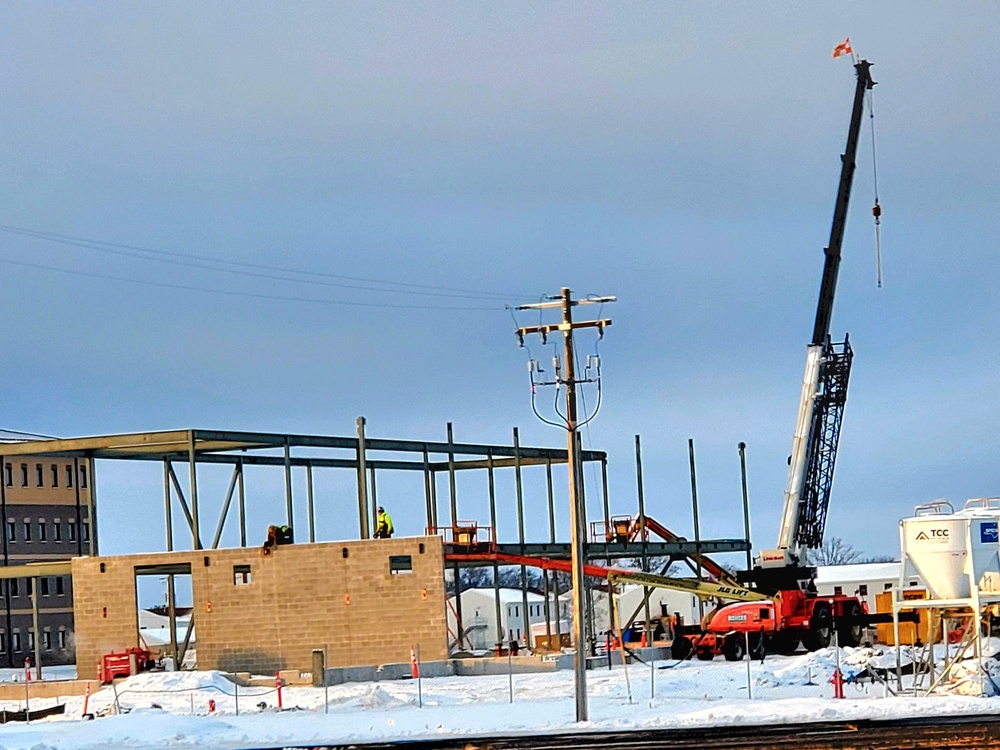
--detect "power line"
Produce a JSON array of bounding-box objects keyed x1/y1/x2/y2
[
  {"x1": 0, "y1": 257, "x2": 501, "y2": 312},
  {"x1": 0, "y1": 224, "x2": 524, "y2": 301}
]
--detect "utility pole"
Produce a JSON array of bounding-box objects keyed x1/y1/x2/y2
[{"x1": 515, "y1": 287, "x2": 614, "y2": 723}]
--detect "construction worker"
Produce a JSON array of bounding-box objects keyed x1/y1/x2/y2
[{"x1": 374, "y1": 506, "x2": 394, "y2": 539}]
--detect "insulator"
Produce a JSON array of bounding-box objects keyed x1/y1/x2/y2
[{"x1": 872, "y1": 202, "x2": 881, "y2": 219}]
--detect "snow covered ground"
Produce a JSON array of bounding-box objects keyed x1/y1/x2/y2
[{"x1": 1, "y1": 647, "x2": 999, "y2": 750}]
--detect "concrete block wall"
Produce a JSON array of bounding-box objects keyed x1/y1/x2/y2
[{"x1": 71, "y1": 537, "x2": 446, "y2": 679}]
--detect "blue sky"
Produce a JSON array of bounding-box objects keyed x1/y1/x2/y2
[{"x1": 0, "y1": 3, "x2": 998, "y2": 565}]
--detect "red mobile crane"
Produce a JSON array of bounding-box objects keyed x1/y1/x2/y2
[{"x1": 678, "y1": 59, "x2": 877, "y2": 662}]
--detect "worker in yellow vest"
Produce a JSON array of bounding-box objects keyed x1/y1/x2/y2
[{"x1": 374, "y1": 506, "x2": 394, "y2": 538}]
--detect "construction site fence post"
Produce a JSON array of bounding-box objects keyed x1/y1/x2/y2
[
  {"x1": 507, "y1": 647, "x2": 513, "y2": 704},
  {"x1": 324, "y1": 644, "x2": 330, "y2": 714},
  {"x1": 416, "y1": 642, "x2": 423, "y2": 709},
  {"x1": 23, "y1": 677, "x2": 29, "y2": 724},
  {"x1": 650, "y1": 658, "x2": 655, "y2": 700},
  {"x1": 745, "y1": 632, "x2": 753, "y2": 700},
  {"x1": 234, "y1": 677, "x2": 239, "y2": 716}
]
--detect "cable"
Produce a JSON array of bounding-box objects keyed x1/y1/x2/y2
[
  {"x1": 867, "y1": 87, "x2": 883, "y2": 288},
  {"x1": 0, "y1": 257, "x2": 502, "y2": 312},
  {"x1": 0, "y1": 224, "x2": 524, "y2": 301}
]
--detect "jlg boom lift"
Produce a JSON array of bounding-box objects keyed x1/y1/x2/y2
[{"x1": 672, "y1": 59, "x2": 877, "y2": 662}]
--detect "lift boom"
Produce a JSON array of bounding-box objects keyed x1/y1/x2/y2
[{"x1": 758, "y1": 60, "x2": 875, "y2": 580}]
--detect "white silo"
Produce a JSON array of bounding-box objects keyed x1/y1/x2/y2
[{"x1": 900, "y1": 499, "x2": 1000, "y2": 601}]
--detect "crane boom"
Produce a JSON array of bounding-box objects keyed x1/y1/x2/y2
[{"x1": 758, "y1": 60, "x2": 875, "y2": 582}]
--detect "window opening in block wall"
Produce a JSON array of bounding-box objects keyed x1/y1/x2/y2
[
  {"x1": 389, "y1": 555, "x2": 413, "y2": 575},
  {"x1": 35, "y1": 464, "x2": 42, "y2": 487},
  {"x1": 66, "y1": 466, "x2": 73, "y2": 487},
  {"x1": 50, "y1": 465, "x2": 58, "y2": 487},
  {"x1": 135, "y1": 564, "x2": 194, "y2": 671},
  {"x1": 233, "y1": 564, "x2": 252, "y2": 585}
]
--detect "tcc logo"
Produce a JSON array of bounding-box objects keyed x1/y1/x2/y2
[{"x1": 915, "y1": 528, "x2": 949, "y2": 541}]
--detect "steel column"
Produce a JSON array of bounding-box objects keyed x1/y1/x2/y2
[
  {"x1": 738, "y1": 442, "x2": 752, "y2": 570},
  {"x1": 447, "y1": 423, "x2": 464, "y2": 648},
  {"x1": 356, "y1": 417, "x2": 369, "y2": 539},
  {"x1": 688, "y1": 439, "x2": 704, "y2": 620},
  {"x1": 187, "y1": 434, "x2": 200, "y2": 551},
  {"x1": 0, "y1": 458, "x2": 12, "y2": 668},
  {"x1": 306, "y1": 462, "x2": 315, "y2": 544},
  {"x1": 283, "y1": 437, "x2": 293, "y2": 531},
  {"x1": 422, "y1": 447, "x2": 433, "y2": 533},
  {"x1": 237, "y1": 458, "x2": 246, "y2": 548},
  {"x1": 635, "y1": 435, "x2": 652, "y2": 646},
  {"x1": 546, "y1": 459, "x2": 561, "y2": 644},
  {"x1": 514, "y1": 427, "x2": 531, "y2": 649},
  {"x1": 86, "y1": 456, "x2": 99, "y2": 555},
  {"x1": 487, "y1": 448, "x2": 503, "y2": 650},
  {"x1": 163, "y1": 460, "x2": 173, "y2": 552}
]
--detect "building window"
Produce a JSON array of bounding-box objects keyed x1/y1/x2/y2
[
  {"x1": 82, "y1": 522, "x2": 90, "y2": 542},
  {"x1": 53, "y1": 522, "x2": 61, "y2": 542},
  {"x1": 56, "y1": 577, "x2": 64, "y2": 596},
  {"x1": 40, "y1": 578, "x2": 49, "y2": 596},
  {"x1": 12, "y1": 632, "x2": 20, "y2": 652},
  {"x1": 0, "y1": 633, "x2": 5, "y2": 653},
  {"x1": 42, "y1": 631, "x2": 51, "y2": 650},
  {"x1": 57, "y1": 630, "x2": 66, "y2": 649},
  {"x1": 9, "y1": 579, "x2": 18, "y2": 597},
  {"x1": 68, "y1": 523, "x2": 76, "y2": 542},
  {"x1": 27, "y1": 631, "x2": 34, "y2": 650},
  {"x1": 858, "y1": 584, "x2": 868, "y2": 597},
  {"x1": 20, "y1": 464, "x2": 27, "y2": 487},
  {"x1": 66, "y1": 466, "x2": 73, "y2": 488},
  {"x1": 3, "y1": 464, "x2": 10, "y2": 487},
  {"x1": 35, "y1": 464, "x2": 43, "y2": 487},
  {"x1": 885, "y1": 582, "x2": 893, "y2": 591},
  {"x1": 233, "y1": 564, "x2": 252, "y2": 585},
  {"x1": 833, "y1": 586, "x2": 843, "y2": 596},
  {"x1": 38, "y1": 521, "x2": 47, "y2": 543},
  {"x1": 6, "y1": 521, "x2": 14, "y2": 542},
  {"x1": 80, "y1": 466, "x2": 88, "y2": 488},
  {"x1": 23, "y1": 521, "x2": 31, "y2": 542},
  {"x1": 388, "y1": 554, "x2": 412, "y2": 575},
  {"x1": 50, "y1": 465, "x2": 58, "y2": 487}
]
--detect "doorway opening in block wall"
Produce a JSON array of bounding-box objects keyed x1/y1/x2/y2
[{"x1": 134, "y1": 563, "x2": 195, "y2": 672}]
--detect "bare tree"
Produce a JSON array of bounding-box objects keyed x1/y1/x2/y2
[
  {"x1": 807, "y1": 537, "x2": 862, "y2": 566},
  {"x1": 858, "y1": 553, "x2": 897, "y2": 564}
]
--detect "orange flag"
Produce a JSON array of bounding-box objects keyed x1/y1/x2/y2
[{"x1": 832, "y1": 37, "x2": 853, "y2": 59}]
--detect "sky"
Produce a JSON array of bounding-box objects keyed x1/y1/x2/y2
[{"x1": 0, "y1": 2, "x2": 998, "y2": 569}]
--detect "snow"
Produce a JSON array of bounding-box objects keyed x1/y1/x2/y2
[
  {"x1": 1, "y1": 648, "x2": 999, "y2": 750},
  {"x1": 815, "y1": 562, "x2": 901, "y2": 584}
]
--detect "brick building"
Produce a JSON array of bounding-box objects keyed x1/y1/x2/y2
[
  {"x1": 72, "y1": 537, "x2": 446, "y2": 678},
  {"x1": 0, "y1": 431, "x2": 95, "y2": 667}
]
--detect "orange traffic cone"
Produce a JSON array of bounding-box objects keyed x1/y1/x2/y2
[
  {"x1": 410, "y1": 645, "x2": 420, "y2": 679},
  {"x1": 641, "y1": 631, "x2": 648, "y2": 648}
]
